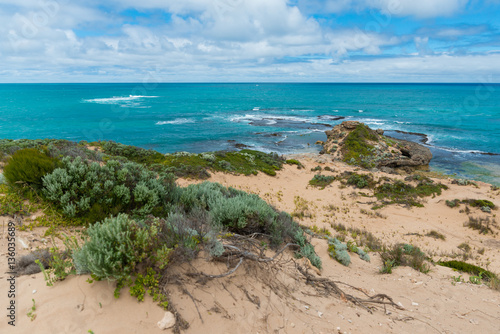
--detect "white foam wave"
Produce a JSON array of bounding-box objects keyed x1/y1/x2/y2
[
  {"x1": 84, "y1": 95, "x2": 158, "y2": 104},
  {"x1": 230, "y1": 114, "x2": 315, "y2": 124},
  {"x1": 156, "y1": 118, "x2": 195, "y2": 125}
]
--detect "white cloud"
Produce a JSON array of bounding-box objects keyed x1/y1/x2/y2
[{"x1": 0, "y1": 0, "x2": 497, "y2": 82}]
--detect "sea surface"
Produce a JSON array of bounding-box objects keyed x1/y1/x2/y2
[{"x1": 0, "y1": 83, "x2": 499, "y2": 185}]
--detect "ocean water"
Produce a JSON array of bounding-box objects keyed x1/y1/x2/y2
[{"x1": 0, "y1": 83, "x2": 499, "y2": 185}]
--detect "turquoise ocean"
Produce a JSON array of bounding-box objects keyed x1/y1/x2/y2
[{"x1": 0, "y1": 83, "x2": 499, "y2": 185}]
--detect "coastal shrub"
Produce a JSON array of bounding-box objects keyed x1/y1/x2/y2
[
  {"x1": 181, "y1": 182, "x2": 278, "y2": 237},
  {"x1": 346, "y1": 173, "x2": 374, "y2": 189},
  {"x1": 99, "y1": 141, "x2": 165, "y2": 165},
  {"x1": 356, "y1": 248, "x2": 370, "y2": 262},
  {"x1": 462, "y1": 199, "x2": 495, "y2": 209},
  {"x1": 299, "y1": 244, "x2": 322, "y2": 269},
  {"x1": 309, "y1": 174, "x2": 335, "y2": 189},
  {"x1": 374, "y1": 179, "x2": 447, "y2": 208},
  {"x1": 3, "y1": 148, "x2": 58, "y2": 190},
  {"x1": 0, "y1": 173, "x2": 6, "y2": 185},
  {"x1": 73, "y1": 214, "x2": 162, "y2": 280},
  {"x1": 451, "y1": 179, "x2": 477, "y2": 187},
  {"x1": 438, "y1": 260, "x2": 496, "y2": 281},
  {"x1": 179, "y1": 181, "x2": 321, "y2": 268},
  {"x1": 328, "y1": 238, "x2": 351, "y2": 266},
  {"x1": 285, "y1": 159, "x2": 303, "y2": 169},
  {"x1": 162, "y1": 149, "x2": 284, "y2": 178},
  {"x1": 380, "y1": 243, "x2": 430, "y2": 274},
  {"x1": 42, "y1": 157, "x2": 177, "y2": 223}
]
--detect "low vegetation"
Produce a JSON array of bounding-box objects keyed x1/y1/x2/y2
[
  {"x1": 464, "y1": 216, "x2": 497, "y2": 235},
  {"x1": 309, "y1": 174, "x2": 336, "y2": 189},
  {"x1": 0, "y1": 139, "x2": 321, "y2": 311},
  {"x1": 438, "y1": 260, "x2": 497, "y2": 282},
  {"x1": 342, "y1": 123, "x2": 378, "y2": 168},
  {"x1": 380, "y1": 243, "x2": 430, "y2": 274}
]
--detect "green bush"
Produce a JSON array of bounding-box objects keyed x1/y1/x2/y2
[
  {"x1": 3, "y1": 148, "x2": 58, "y2": 189},
  {"x1": 374, "y1": 179, "x2": 447, "y2": 208},
  {"x1": 438, "y1": 260, "x2": 496, "y2": 281},
  {"x1": 179, "y1": 181, "x2": 321, "y2": 268},
  {"x1": 328, "y1": 238, "x2": 351, "y2": 266},
  {"x1": 309, "y1": 174, "x2": 335, "y2": 189},
  {"x1": 0, "y1": 173, "x2": 6, "y2": 185},
  {"x1": 42, "y1": 157, "x2": 177, "y2": 222},
  {"x1": 346, "y1": 173, "x2": 374, "y2": 189},
  {"x1": 100, "y1": 141, "x2": 165, "y2": 165},
  {"x1": 463, "y1": 199, "x2": 495, "y2": 209},
  {"x1": 380, "y1": 243, "x2": 429, "y2": 274},
  {"x1": 72, "y1": 214, "x2": 155, "y2": 280}
]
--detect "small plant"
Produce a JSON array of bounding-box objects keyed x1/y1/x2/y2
[
  {"x1": 309, "y1": 174, "x2": 335, "y2": 189},
  {"x1": 311, "y1": 166, "x2": 322, "y2": 172},
  {"x1": 286, "y1": 159, "x2": 303, "y2": 169},
  {"x1": 292, "y1": 196, "x2": 314, "y2": 219},
  {"x1": 469, "y1": 274, "x2": 482, "y2": 285},
  {"x1": 346, "y1": 173, "x2": 374, "y2": 189},
  {"x1": 328, "y1": 238, "x2": 351, "y2": 266},
  {"x1": 380, "y1": 260, "x2": 395, "y2": 274},
  {"x1": 308, "y1": 225, "x2": 331, "y2": 237},
  {"x1": 451, "y1": 275, "x2": 464, "y2": 285},
  {"x1": 445, "y1": 199, "x2": 460, "y2": 208},
  {"x1": 27, "y1": 299, "x2": 36, "y2": 321},
  {"x1": 426, "y1": 230, "x2": 446, "y2": 240},
  {"x1": 380, "y1": 243, "x2": 430, "y2": 274},
  {"x1": 464, "y1": 216, "x2": 496, "y2": 234},
  {"x1": 457, "y1": 242, "x2": 471, "y2": 253}
]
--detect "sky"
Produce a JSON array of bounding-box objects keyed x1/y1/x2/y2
[{"x1": 1, "y1": 0, "x2": 500, "y2": 82}]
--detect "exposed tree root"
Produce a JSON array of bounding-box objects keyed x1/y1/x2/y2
[{"x1": 297, "y1": 265, "x2": 404, "y2": 314}]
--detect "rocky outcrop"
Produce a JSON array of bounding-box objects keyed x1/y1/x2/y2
[{"x1": 320, "y1": 121, "x2": 432, "y2": 171}]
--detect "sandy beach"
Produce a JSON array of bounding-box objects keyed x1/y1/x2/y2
[{"x1": 1, "y1": 152, "x2": 499, "y2": 333}]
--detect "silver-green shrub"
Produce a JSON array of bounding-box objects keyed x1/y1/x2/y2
[
  {"x1": 179, "y1": 181, "x2": 322, "y2": 269},
  {"x1": 328, "y1": 238, "x2": 351, "y2": 266},
  {"x1": 72, "y1": 214, "x2": 149, "y2": 280},
  {"x1": 42, "y1": 156, "x2": 176, "y2": 221},
  {"x1": 357, "y1": 248, "x2": 370, "y2": 262}
]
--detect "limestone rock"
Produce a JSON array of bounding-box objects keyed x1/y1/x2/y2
[
  {"x1": 157, "y1": 311, "x2": 176, "y2": 330},
  {"x1": 321, "y1": 121, "x2": 432, "y2": 172}
]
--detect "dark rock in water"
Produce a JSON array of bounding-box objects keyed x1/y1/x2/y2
[
  {"x1": 227, "y1": 140, "x2": 250, "y2": 149},
  {"x1": 322, "y1": 121, "x2": 432, "y2": 172},
  {"x1": 318, "y1": 115, "x2": 345, "y2": 121}
]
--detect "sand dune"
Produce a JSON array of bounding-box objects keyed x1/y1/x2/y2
[{"x1": 2, "y1": 154, "x2": 500, "y2": 333}]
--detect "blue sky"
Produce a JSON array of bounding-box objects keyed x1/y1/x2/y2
[{"x1": 1, "y1": 0, "x2": 500, "y2": 82}]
